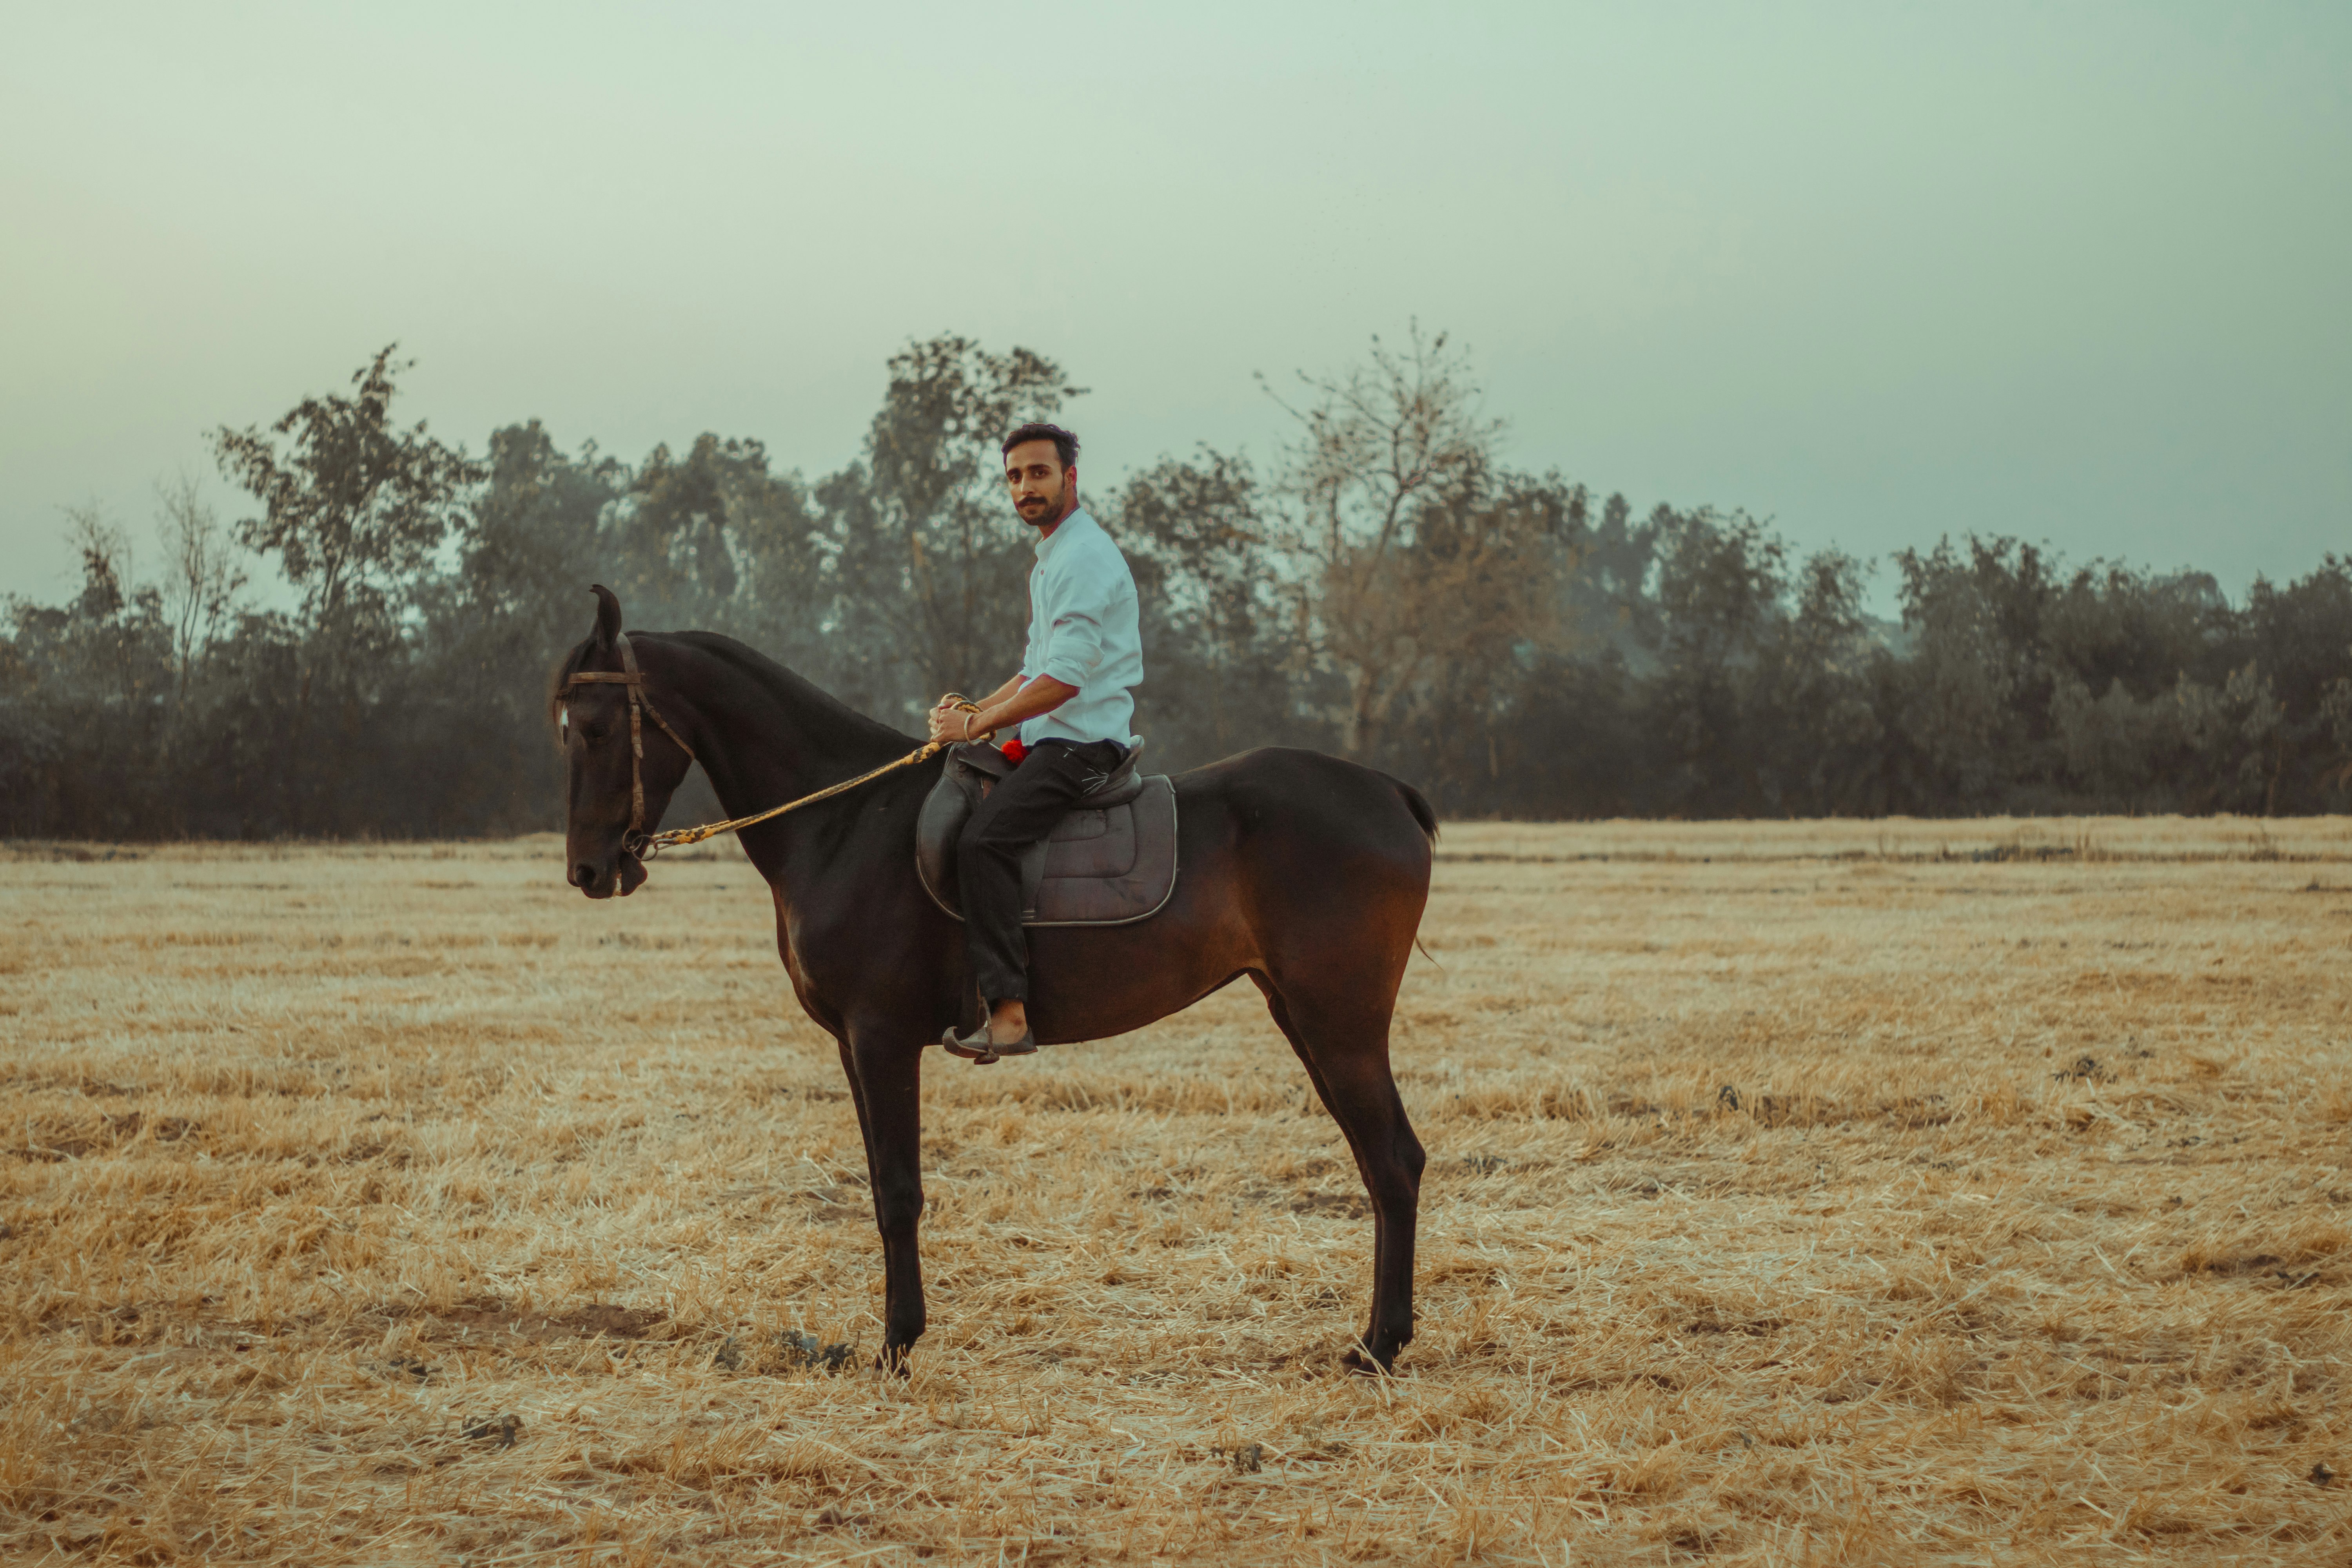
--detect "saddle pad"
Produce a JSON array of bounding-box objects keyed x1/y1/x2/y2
[{"x1": 916, "y1": 761, "x2": 1179, "y2": 927}]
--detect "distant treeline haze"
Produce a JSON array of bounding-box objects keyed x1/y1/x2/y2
[{"x1": 6, "y1": 334, "x2": 2350, "y2": 838}]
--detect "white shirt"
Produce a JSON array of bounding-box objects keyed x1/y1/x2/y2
[{"x1": 1017, "y1": 510, "x2": 1143, "y2": 748}]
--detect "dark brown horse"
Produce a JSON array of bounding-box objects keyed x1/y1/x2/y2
[{"x1": 556, "y1": 587, "x2": 1436, "y2": 1372}]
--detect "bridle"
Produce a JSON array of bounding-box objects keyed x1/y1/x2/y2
[{"x1": 559, "y1": 631, "x2": 697, "y2": 858}]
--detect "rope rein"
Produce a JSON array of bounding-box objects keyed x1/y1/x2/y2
[
  {"x1": 561, "y1": 644, "x2": 991, "y2": 858},
  {"x1": 644, "y1": 715, "x2": 979, "y2": 853}
]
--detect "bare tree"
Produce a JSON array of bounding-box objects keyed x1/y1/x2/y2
[
  {"x1": 1261, "y1": 327, "x2": 1561, "y2": 766},
  {"x1": 153, "y1": 472, "x2": 245, "y2": 737},
  {"x1": 63, "y1": 504, "x2": 130, "y2": 609},
  {"x1": 61, "y1": 503, "x2": 141, "y2": 710}
]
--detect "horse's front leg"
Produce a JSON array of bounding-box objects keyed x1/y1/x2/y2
[{"x1": 841, "y1": 1019, "x2": 929, "y2": 1371}]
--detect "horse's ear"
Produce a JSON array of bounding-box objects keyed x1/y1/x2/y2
[{"x1": 588, "y1": 584, "x2": 622, "y2": 650}]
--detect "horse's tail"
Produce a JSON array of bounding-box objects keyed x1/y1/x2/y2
[
  {"x1": 1397, "y1": 780, "x2": 1439, "y2": 845},
  {"x1": 1396, "y1": 780, "x2": 1443, "y2": 969}
]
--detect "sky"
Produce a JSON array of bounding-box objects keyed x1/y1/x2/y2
[{"x1": 3, "y1": 2, "x2": 2347, "y2": 612}]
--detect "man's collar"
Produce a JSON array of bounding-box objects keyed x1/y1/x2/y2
[{"x1": 1033, "y1": 508, "x2": 1093, "y2": 558}]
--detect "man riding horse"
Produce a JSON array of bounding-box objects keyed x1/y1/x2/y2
[
  {"x1": 924, "y1": 422, "x2": 1142, "y2": 1064},
  {"x1": 556, "y1": 420, "x2": 1438, "y2": 1371}
]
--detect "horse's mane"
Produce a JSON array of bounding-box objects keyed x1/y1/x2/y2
[
  {"x1": 547, "y1": 628, "x2": 912, "y2": 756},
  {"x1": 670, "y1": 631, "x2": 915, "y2": 752}
]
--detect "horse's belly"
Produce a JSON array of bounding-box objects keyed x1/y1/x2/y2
[{"x1": 1020, "y1": 887, "x2": 1255, "y2": 1044}]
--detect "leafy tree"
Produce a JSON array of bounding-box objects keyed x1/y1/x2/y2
[
  {"x1": 212, "y1": 345, "x2": 482, "y2": 638},
  {"x1": 0, "y1": 519, "x2": 173, "y2": 835},
  {"x1": 824, "y1": 336, "x2": 1081, "y2": 724},
  {"x1": 7, "y1": 332, "x2": 2350, "y2": 838},
  {"x1": 1754, "y1": 549, "x2": 1882, "y2": 815},
  {"x1": 2238, "y1": 560, "x2": 2352, "y2": 812},
  {"x1": 1648, "y1": 507, "x2": 1787, "y2": 811},
  {"x1": 1111, "y1": 450, "x2": 1307, "y2": 766},
  {"x1": 1379, "y1": 470, "x2": 1581, "y2": 809},
  {"x1": 1887, "y1": 537, "x2": 2062, "y2": 808},
  {"x1": 410, "y1": 422, "x2": 630, "y2": 832},
  {"x1": 209, "y1": 345, "x2": 483, "y2": 828}
]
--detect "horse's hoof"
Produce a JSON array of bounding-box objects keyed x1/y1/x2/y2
[
  {"x1": 874, "y1": 1346, "x2": 914, "y2": 1377},
  {"x1": 1341, "y1": 1346, "x2": 1395, "y2": 1377}
]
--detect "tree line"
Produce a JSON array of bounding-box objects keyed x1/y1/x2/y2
[{"x1": 5, "y1": 332, "x2": 2349, "y2": 838}]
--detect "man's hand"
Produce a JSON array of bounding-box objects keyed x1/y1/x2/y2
[
  {"x1": 926, "y1": 675, "x2": 1080, "y2": 747},
  {"x1": 926, "y1": 700, "x2": 980, "y2": 745}
]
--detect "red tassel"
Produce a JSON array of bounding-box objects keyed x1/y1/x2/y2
[{"x1": 1001, "y1": 738, "x2": 1028, "y2": 766}]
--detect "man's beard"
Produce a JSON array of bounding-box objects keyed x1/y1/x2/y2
[{"x1": 1017, "y1": 486, "x2": 1063, "y2": 527}]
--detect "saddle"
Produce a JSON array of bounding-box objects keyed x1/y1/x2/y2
[{"x1": 915, "y1": 741, "x2": 1179, "y2": 926}]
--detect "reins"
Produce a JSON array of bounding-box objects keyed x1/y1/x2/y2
[
  {"x1": 641, "y1": 721, "x2": 978, "y2": 854},
  {"x1": 561, "y1": 639, "x2": 990, "y2": 859}
]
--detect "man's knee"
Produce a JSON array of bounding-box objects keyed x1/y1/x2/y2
[
  {"x1": 960, "y1": 808, "x2": 1031, "y2": 859},
  {"x1": 964, "y1": 786, "x2": 1054, "y2": 855}
]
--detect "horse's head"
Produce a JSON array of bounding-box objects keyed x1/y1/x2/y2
[{"x1": 555, "y1": 585, "x2": 697, "y2": 898}]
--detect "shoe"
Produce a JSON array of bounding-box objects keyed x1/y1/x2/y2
[{"x1": 941, "y1": 1022, "x2": 1037, "y2": 1065}]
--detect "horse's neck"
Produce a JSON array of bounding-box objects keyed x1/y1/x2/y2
[{"x1": 653, "y1": 638, "x2": 911, "y2": 820}]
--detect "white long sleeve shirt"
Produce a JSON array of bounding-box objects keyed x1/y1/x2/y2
[{"x1": 1016, "y1": 510, "x2": 1143, "y2": 748}]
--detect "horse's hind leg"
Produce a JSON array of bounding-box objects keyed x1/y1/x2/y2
[{"x1": 1252, "y1": 974, "x2": 1425, "y2": 1372}]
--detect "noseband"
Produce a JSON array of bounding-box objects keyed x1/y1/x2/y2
[{"x1": 561, "y1": 632, "x2": 697, "y2": 856}]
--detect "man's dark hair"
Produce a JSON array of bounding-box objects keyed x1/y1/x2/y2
[{"x1": 1001, "y1": 422, "x2": 1080, "y2": 471}]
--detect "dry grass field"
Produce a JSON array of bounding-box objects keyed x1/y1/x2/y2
[{"x1": 5, "y1": 817, "x2": 2350, "y2": 1565}]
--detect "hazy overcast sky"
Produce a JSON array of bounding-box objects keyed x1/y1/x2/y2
[{"x1": 4, "y1": 2, "x2": 2346, "y2": 608}]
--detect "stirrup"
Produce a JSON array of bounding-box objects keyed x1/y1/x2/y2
[{"x1": 941, "y1": 1023, "x2": 1036, "y2": 1065}]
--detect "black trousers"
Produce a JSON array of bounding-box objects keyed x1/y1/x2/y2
[{"x1": 958, "y1": 737, "x2": 1125, "y2": 1004}]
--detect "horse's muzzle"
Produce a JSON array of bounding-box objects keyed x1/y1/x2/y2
[{"x1": 570, "y1": 851, "x2": 648, "y2": 899}]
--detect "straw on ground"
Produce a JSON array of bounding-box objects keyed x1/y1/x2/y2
[{"x1": 4, "y1": 817, "x2": 2348, "y2": 1564}]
